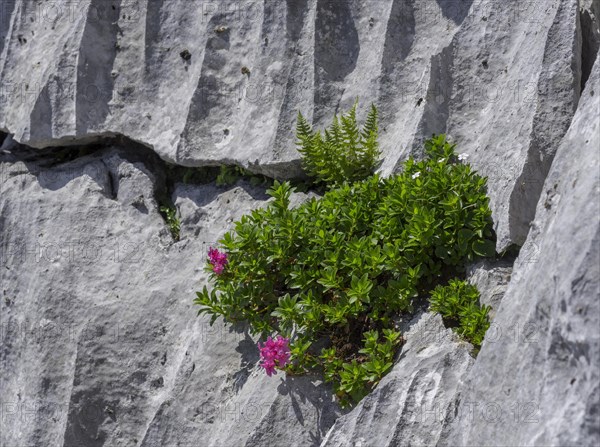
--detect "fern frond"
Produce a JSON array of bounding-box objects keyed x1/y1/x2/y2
[
  {"x1": 296, "y1": 112, "x2": 320, "y2": 179},
  {"x1": 340, "y1": 103, "x2": 360, "y2": 154},
  {"x1": 296, "y1": 112, "x2": 314, "y2": 148},
  {"x1": 360, "y1": 104, "x2": 380, "y2": 174},
  {"x1": 329, "y1": 116, "x2": 343, "y2": 148},
  {"x1": 295, "y1": 102, "x2": 381, "y2": 187},
  {"x1": 361, "y1": 104, "x2": 378, "y2": 142}
]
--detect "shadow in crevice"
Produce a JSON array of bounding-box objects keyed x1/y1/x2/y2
[
  {"x1": 177, "y1": 11, "x2": 233, "y2": 164},
  {"x1": 29, "y1": 82, "x2": 53, "y2": 143},
  {"x1": 286, "y1": 0, "x2": 310, "y2": 42},
  {"x1": 269, "y1": 0, "x2": 312, "y2": 159},
  {"x1": 507, "y1": 151, "x2": 548, "y2": 247},
  {"x1": 143, "y1": 0, "x2": 166, "y2": 72},
  {"x1": 313, "y1": 0, "x2": 360, "y2": 123},
  {"x1": 276, "y1": 375, "x2": 347, "y2": 446},
  {"x1": 0, "y1": 0, "x2": 17, "y2": 58},
  {"x1": 436, "y1": 0, "x2": 474, "y2": 25},
  {"x1": 405, "y1": 41, "x2": 455, "y2": 163},
  {"x1": 507, "y1": 0, "x2": 583, "y2": 247},
  {"x1": 384, "y1": 0, "x2": 416, "y2": 65},
  {"x1": 232, "y1": 328, "x2": 260, "y2": 392},
  {"x1": 63, "y1": 390, "x2": 114, "y2": 447},
  {"x1": 60, "y1": 320, "x2": 122, "y2": 447},
  {"x1": 581, "y1": 6, "x2": 600, "y2": 92},
  {"x1": 378, "y1": 0, "x2": 416, "y2": 109},
  {"x1": 0, "y1": 135, "x2": 166, "y2": 201},
  {"x1": 75, "y1": 0, "x2": 121, "y2": 134},
  {"x1": 173, "y1": 178, "x2": 271, "y2": 214}
]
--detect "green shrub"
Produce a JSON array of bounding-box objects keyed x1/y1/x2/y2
[
  {"x1": 296, "y1": 102, "x2": 381, "y2": 187},
  {"x1": 429, "y1": 279, "x2": 491, "y2": 348},
  {"x1": 195, "y1": 134, "x2": 495, "y2": 406},
  {"x1": 160, "y1": 206, "x2": 180, "y2": 241},
  {"x1": 215, "y1": 165, "x2": 271, "y2": 187}
]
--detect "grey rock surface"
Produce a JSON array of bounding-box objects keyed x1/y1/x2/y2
[
  {"x1": 0, "y1": 1, "x2": 599, "y2": 447},
  {"x1": 321, "y1": 311, "x2": 474, "y2": 447},
  {"x1": 467, "y1": 259, "x2": 513, "y2": 319},
  {"x1": 441, "y1": 53, "x2": 600, "y2": 447},
  {"x1": 0, "y1": 0, "x2": 586, "y2": 250},
  {"x1": 0, "y1": 148, "x2": 342, "y2": 447}
]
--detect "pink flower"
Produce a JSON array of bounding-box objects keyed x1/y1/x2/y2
[
  {"x1": 207, "y1": 247, "x2": 228, "y2": 275},
  {"x1": 262, "y1": 360, "x2": 276, "y2": 377},
  {"x1": 258, "y1": 335, "x2": 291, "y2": 376}
]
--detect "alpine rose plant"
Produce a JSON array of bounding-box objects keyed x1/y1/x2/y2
[
  {"x1": 207, "y1": 247, "x2": 228, "y2": 275},
  {"x1": 258, "y1": 336, "x2": 291, "y2": 376}
]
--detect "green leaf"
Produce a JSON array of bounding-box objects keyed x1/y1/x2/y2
[
  {"x1": 472, "y1": 239, "x2": 496, "y2": 257},
  {"x1": 295, "y1": 102, "x2": 381, "y2": 187}
]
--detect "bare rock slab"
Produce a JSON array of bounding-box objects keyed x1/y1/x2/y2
[
  {"x1": 440, "y1": 53, "x2": 600, "y2": 447},
  {"x1": 0, "y1": 0, "x2": 587, "y2": 248},
  {"x1": 0, "y1": 148, "x2": 341, "y2": 447},
  {"x1": 321, "y1": 311, "x2": 473, "y2": 447}
]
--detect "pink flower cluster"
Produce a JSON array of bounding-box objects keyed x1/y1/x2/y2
[
  {"x1": 258, "y1": 335, "x2": 291, "y2": 377},
  {"x1": 207, "y1": 247, "x2": 228, "y2": 275}
]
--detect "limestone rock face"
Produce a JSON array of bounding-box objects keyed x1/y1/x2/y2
[
  {"x1": 0, "y1": 0, "x2": 587, "y2": 249},
  {"x1": 321, "y1": 311, "x2": 474, "y2": 447},
  {"x1": 1, "y1": 1, "x2": 599, "y2": 446},
  {"x1": 467, "y1": 259, "x2": 513, "y2": 320},
  {"x1": 0, "y1": 148, "x2": 341, "y2": 447},
  {"x1": 441, "y1": 53, "x2": 600, "y2": 447}
]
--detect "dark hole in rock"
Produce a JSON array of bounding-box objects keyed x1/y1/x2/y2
[{"x1": 180, "y1": 49, "x2": 192, "y2": 61}]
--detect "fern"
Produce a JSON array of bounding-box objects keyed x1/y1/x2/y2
[
  {"x1": 296, "y1": 113, "x2": 322, "y2": 180},
  {"x1": 296, "y1": 102, "x2": 381, "y2": 187},
  {"x1": 341, "y1": 103, "x2": 360, "y2": 160},
  {"x1": 361, "y1": 105, "x2": 379, "y2": 163}
]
